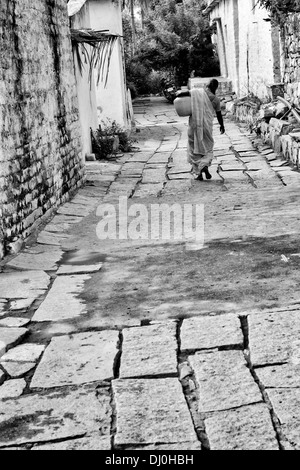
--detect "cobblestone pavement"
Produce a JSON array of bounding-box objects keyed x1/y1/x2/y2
[{"x1": 2, "y1": 97, "x2": 300, "y2": 451}]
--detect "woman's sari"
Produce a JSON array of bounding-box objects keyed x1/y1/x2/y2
[{"x1": 187, "y1": 88, "x2": 215, "y2": 176}]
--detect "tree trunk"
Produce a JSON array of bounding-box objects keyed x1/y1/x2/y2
[{"x1": 130, "y1": 0, "x2": 136, "y2": 55}]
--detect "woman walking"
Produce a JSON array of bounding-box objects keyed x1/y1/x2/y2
[{"x1": 187, "y1": 79, "x2": 225, "y2": 180}]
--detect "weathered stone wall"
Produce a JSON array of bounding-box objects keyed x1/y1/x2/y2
[
  {"x1": 0, "y1": 0, "x2": 84, "y2": 258},
  {"x1": 283, "y1": 13, "x2": 300, "y2": 106}
]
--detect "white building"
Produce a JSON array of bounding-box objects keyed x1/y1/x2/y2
[
  {"x1": 204, "y1": 0, "x2": 283, "y2": 100},
  {"x1": 68, "y1": 0, "x2": 132, "y2": 156}
]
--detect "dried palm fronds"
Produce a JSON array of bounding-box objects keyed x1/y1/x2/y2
[{"x1": 71, "y1": 28, "x2": 120, "y2": 88}]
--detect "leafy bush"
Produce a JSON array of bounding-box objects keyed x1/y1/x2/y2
[{"x1": 91, "y1": 120, "x2": 135, "y2": 160}]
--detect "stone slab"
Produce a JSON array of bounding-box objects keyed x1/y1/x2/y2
[
  {"x1": 162, "y1": 180, "x2": 192, "y2": 195},
  {"x1": 6, "y1": 247, "x2": 62, "y2": 271},
  {"x1": 245, "y1": 161, "x2": 270, "y2": 171},
  {"x1": 248, "y1": 310, "x2": 300, "y2": 366},
  {"x1": 238, "y1": 151, "x2": 261, "y2": 157},
  {"x1": 142, "y1": 169, "x2": 166, "y2": 184},
  {"x1": 133, "y1": 183, "x2": 164, "y2": 198},
  {"x1": 220, "y1": 163, "x2": 245, "y2": 171},
  {"x1": 261, "y1": 148, "x2": 275, "y2": 155},
  {"x1": 120, "y1": 322, "x2": 178, "y2": 378},
  {"x1": 120, "y1": 169, "x2": 144, "y2": 177},
  {"x1": 0, "y1": 344, "x2": 45, "y2": 363},
  {"x1": 248, "y1": 178, "x2": 282, "y2": 189},
  {"x1": 214, "y1": 150, "x2": 235, "y2": 157},
  {"x1": 265, "y1": 153, "x2": 278, "y2": 162},
  {"x1": 56, "y1": 262, "x2": 102, "y2": 275},
  {"x1": 1, "y1": 362, "x2": 36, "y2": 378},
  {"x1": 32, "y1": 275, "x2": 90, "y2": 322},
  {"x1": 0, "y1": 328, "x2": 28, "y2": 357},
  {"x1": 86, "y1": 174, "x2": 116, "y2": 183},
  {"x1": 168, "y1": 173, "x2": 193, "y2": 180},
  {"x1": 205, "y1": 403, "x2": 278, "y2": 450},
  {"x1": 255, "y1": 364, "x2": 300, "y2": 388},
  {"x1": 128, "y1": 442, "x2": 201, "y2": 450},
  {"x1": 181, "y1": 314, "x2": 243, "y2": 351},
  {"x1": 30, "y1": 330, "x2": 119, "y2": 388},
  {"x1": 50, "y1": 215, "x2": 83, "y2": 226},
  {"x1": 37, "y1": 231, "x2": 70, "y2": 246},
  {"x1": 127, "y1": 152, "x2": 153, "y2": 163},
  {"x1": 168, "y1": 165, "x2": 191, "y2": 173},
  {"x1": 280, "y1": 174, "x2": 300, "y2": 186},
  {"x1": 218, "y1": 170, "x2": 250, "y2": 182},
  {"x1": 113, "y1": 378, "x2": 197, "y2": 446},
  {"x1": 0, "y1": 384, "x2": 111, "y2": 446},
  {"x1": 190, "y1": 350, "x2": 262, "y2": 412},
  {"x1": 269, "y1": 160, "x2": 289, "y2": 167},
  {"x1": 0, "y1": 379, "x2": 26, "y2": 399},
  {"x1": 0, "y1": 318, "x2": 30, "y2": 328},
  {"x1": 268, "y1": 388, "x2": 300, "y2": 449},
  {"x1": 70, "y1": 195, "x2": 99, "y2": 206},
  {"x1": 10, "y1": 298, "x2": 36, "y2": 311},
  {"x1": 147, "y1": 153, "x2": 171, "y2": 164},
  {"x1": 121, "y1": 163, "x2": 145, "y2": 171},
  {"x1": 108, "y1": 182, "x2": 136, "y2": 197},
  {"x1": 42, "y1": 223, "x2": 70, "y2": 234},
  {"x1": 0, "y1": 271, "x2": 50, "y2": 299},
  {"x1": 159, "y1": 144, "x2": 178, "y2": 152},
  {"x1": 146, "y1": 163, "x2": 166, "y2": 170},
  {"x1": 32, "y1": 435, "x2": 111, "y2": 450},
  {"x1": 232, "y1": 146, "x2": 254, "y2": 152}
]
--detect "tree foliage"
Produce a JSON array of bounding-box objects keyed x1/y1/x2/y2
[
  {"x1": 123, "y1": 0, "x2": 220, "y2": 94},
  {"x1": 256, "y1": 0, "x2": 300, "y2": 26}
]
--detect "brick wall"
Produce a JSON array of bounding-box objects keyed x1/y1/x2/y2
[
  {"x1": 284, "y1": 13, "x2": 300, "y2": 106},
  {"x1": 0, "y1": 0, "x2": 85, "y2": 258}
]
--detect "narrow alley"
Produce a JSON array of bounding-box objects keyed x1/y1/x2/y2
[{"x1": 1, "y1": 97, "x2": 300, "y2": 451}]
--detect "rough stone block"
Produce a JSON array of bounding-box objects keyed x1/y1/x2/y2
[
  {"x1": 248, "y1": 310, "x2": 300, "y2": 366},
  {"x1": 0, "y1": 271, "x2": 50, "y2": 299},
  {"x1": 1, "y1": 362, "x2": 36, "y2": 378},
  {"x1": 205, "y1": 403, "x2": 278, "y2": 450},
  {"x1": 30, "y1": 330, "x2": 119, "y2": 388},
  {"x1": 268, "y1": 388, "x2": 300, "y2": 450},
  {"x1": 181, "y1": 314, "x2": 243, "y2": 351},
  {"x1": 120, "y1": 322, "x2": 178, "y2": 378},
  {"x1": 0, "y1": 344, "x2": 45, "y2": 363},
  {"x1": 0, "y1": 384, "x2": 111, "y2": 446},
  {"x1": 113, "y1": 378, "x2": 197, "y2": 446},
  {"x1": 32, "y1": 274, "x2": 90, "y2": 322},
  {"x1": 0, "y1": 328, "x2": 28, "y2": 357},
  {"x1": 32, "y1": 435, "x2": 111, "y2": 450},
  {"x1": 190, "y1": 350, "x2": 262, "y2": 412},
  {"x1": 0, "y1": 379, "x2": 26, "y2": 399}
]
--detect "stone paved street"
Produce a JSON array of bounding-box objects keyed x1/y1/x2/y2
[{"x1": 2, "y1": 97, "x2": 300, "y2": 450}]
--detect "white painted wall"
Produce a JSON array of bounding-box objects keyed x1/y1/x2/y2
[
  {"x1": 209, "y1": 0, "x2": 275, "y2": 100},
  {"x1": 71, "y1": 3, "x2": 99, "y2": 157},
  {"x1": 88, "y1": 0, "x2": 128, "y2": 130},
  {"x1": 71, "y1": 0, "x2": 130, "y2": 157}
]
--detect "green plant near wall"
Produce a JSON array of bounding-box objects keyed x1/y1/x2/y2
[{"x1": 256, "y1": 0, "x2": 300, "y2": 26}]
